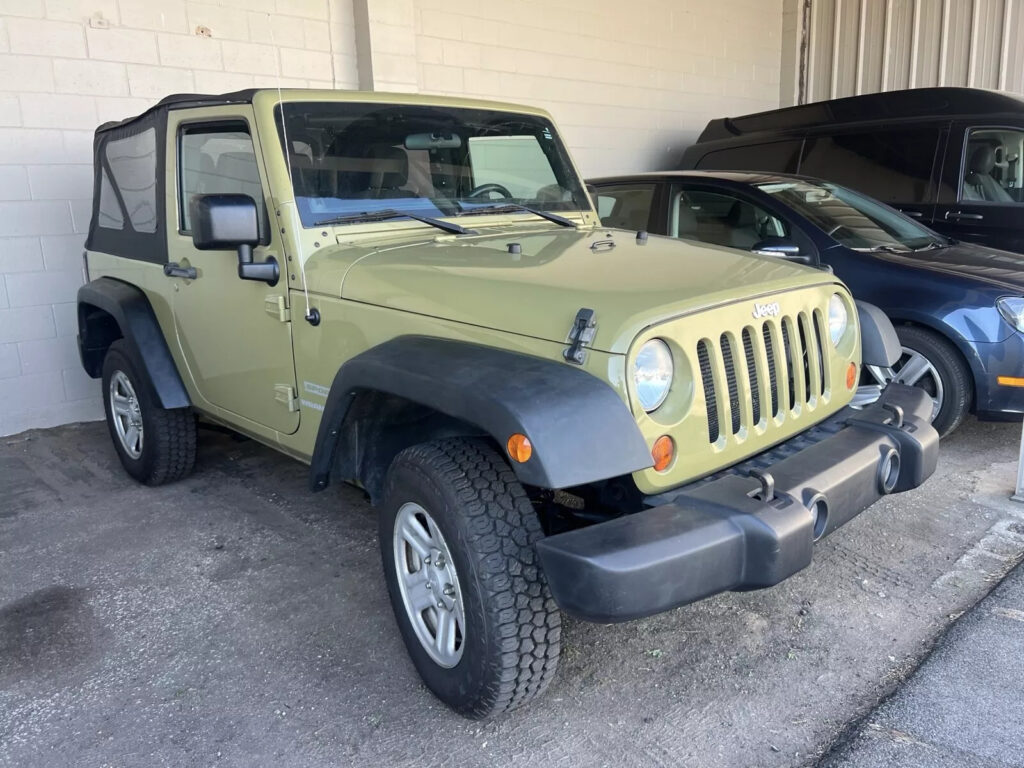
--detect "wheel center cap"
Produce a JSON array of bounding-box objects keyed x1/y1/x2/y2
[{"x1": 425, "y1": 548, "x2": 456, "y2": 612}]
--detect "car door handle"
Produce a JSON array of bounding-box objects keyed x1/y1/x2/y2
[
  {"x1": 899, "y1": 209, "x2": 923, "y2": 218},
  {"x1": 163, "y1": 262, "x2": 197, "y2": 279},
  {"x1": 945, "y1": 210, "x2": 984, "y2": 221}
]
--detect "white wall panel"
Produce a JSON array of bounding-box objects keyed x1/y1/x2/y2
[{"x1": 797, "y1": 0, "x2": 1024, "y2": 103}]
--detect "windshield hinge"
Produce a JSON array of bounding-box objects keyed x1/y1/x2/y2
[
  {"x1": 264, "y1": 294, "x2": 290, "y2": 323},
  {"x1": 563, "y1": 308, "x2": 596, "y2": 365},
  {"x1": 273, "y1": 384, "x2": 299, "y2": 412}
]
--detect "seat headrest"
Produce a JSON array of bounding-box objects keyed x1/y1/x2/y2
[
  {"x1": 969, "y1": 144, "x2": 996, "y2": 175},
  {"x1": 366, "y1": 144, "x2": 408, "y2": 189},
  {"x1": 727, "y1": 200, "x2": 756, "y2": 228}
]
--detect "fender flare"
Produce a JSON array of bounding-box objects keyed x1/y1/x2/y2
[
  {"x1": 77, "y1": 277, "x2": 190, "y2": 409},
  {"x1": 309, "y1": 336, "x2": 653, "y2": 492}
]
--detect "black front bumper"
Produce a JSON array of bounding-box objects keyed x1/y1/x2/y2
[{"x1": 535, "y1": 384, "x2": 939, "y2": 623}]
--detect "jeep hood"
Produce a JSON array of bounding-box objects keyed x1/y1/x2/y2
[{"x1": 305, "y1": 228, "x2": 835, "y2": 354}]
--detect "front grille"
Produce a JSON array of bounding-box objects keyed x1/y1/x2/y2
[{"x1": 698, "y1": 311, "x2": 827, "y2": 443}]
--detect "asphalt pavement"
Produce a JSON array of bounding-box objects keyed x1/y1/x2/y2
[{"x1": 2, "y1": 417, "x2": 1024, "y2": 767}]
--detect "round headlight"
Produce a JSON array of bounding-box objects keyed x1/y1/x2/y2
[
  {"x1": 634, "y1": 339, "x2": 673, "y2": 412},
  {"x1": 828, "y1": 293, "x2": 848, "y2": 346}
]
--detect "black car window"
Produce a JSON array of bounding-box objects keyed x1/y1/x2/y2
[
  {"x1": 961, "y1": 128, "x2": 1024, "y2": 204},
  {"x1": 695, "y1": 140, "x2": 802, "y2": 173},
  {"x1": 671, "y1": 187, "x2": 787, "y2": 250},
  {"x1": 798, "y1": 127, "x2": 939, "y2": 205},
  {"x1": 594, "y1": 183, "x2": 656, "y2": 230}
]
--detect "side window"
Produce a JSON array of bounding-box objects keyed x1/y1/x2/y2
[
  {"x1": 961, "y1": 128, "x2": 1024, "y2": 204},
  {"x1": 799, "y1": 128, "x2": 939, "y2": 204},
  {"x1": 179, "y1": 122, "x2": 266, "y2": 233},
  {"x1": 697, "y1": 140, "x2": 802, "y2": 174},
  {"x1": 592, "y1": 184, "x2": 656, "y2": 230},
  {"x1": 105, "y1": 127, "x2": 157, "y2": 233},
  {"x1": 673, "y1": 187, "x2": 787, "y2": 250},
  {"x1": 97, "y1": 168, "x2": 124, "y2": 230}
]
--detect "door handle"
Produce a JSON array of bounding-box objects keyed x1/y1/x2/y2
[
  {"x1": 163, "y1": 262, "x2": 197, "y2": 279},
  {"x1": 899, "y1": 209, "x2": 923, "y2": 218},
  {"x1": 945, "y1": 210, "x2": 984, "y2": 221}
]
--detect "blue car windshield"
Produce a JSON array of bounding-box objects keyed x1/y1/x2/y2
[
  {"x1": 757, "y1": 180, "x2": 948, "y2": 251},
  {"x1": 274, "y1": 102, "x2": 588, "y2": 228}
]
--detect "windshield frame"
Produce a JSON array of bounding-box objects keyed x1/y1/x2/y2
[
  {"x1": 756, "y1": 178, "x2": 950, "y2": 251},
  {"x1": 272, "y1": 101, "x2": 593, "y2": 231}
]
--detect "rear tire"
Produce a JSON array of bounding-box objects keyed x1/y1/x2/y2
[
  {"x1": 101, "y1": 340, "x2": 196, "y2": 485},
  {"x1": 379, "y1": 438, "x2": 560, "y2": 719}
]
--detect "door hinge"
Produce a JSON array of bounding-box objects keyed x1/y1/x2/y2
[
  {"x1": 264, "y1": 294, "x2": 290, "y2": 323},
  {"x1": 273, "y1": 384, "x2": 299, "y2": 412}
]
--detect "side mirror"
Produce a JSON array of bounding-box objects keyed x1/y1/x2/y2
[
  {"x1": 750, "y1": 238, "x2": 812, "y2": 264},
  {"x1": 189, "y1": 194, "x2": 278, "y2": 286}
]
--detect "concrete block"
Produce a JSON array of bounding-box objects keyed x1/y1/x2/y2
[
  {"x1": 94, "y1": 96, "x2": 154, "y2": 125},
  {"x1": 44, "y1": 0, "x2": 120, "y2": 24},
  {"x1": 28, "y1": 165, "x2": 93, "y2": 201},
  {"x1": 249, "y1": 13, "x2": 304, "y2": 48},
  {"x1": 0, "y1": 96, "x2": 20, "y2": 127},
  {"x1": 51, "y1": 301, "x2": 77, "y2": 337},
  {"x1": 0, "y1": 306, "x2": 56, "y2": 343},
  {"x1": 0, "y1": 0, "x2": 45, "y2": 18},
  {"x1": 127, "y1": 63, "x2": 194, "y2": 98},
  {"x1": 0, "y1": 167, "x2": 30, "y2": 201},
  {"x1": 86, "y1": 26, "x2": 158, "y2": 64},
  {"x1": 62, "y1": 364, "x2": 98, "y2": 400},
  {"x1": 6, "y1": 268, "x2": 83, "y2": 307},
  {"x1": 193, "y1": 69, "x2": 257, "y2": 93},
  {"x1": 0, "y1": 53, "x2": 56, "y2": 92},
  {"x1": 221, "y1": 40, "x2": 279, "y2": 76},
  {"x1": 0, "y1": 201, "x2": 74, "y2": 237},
  {"x1": 0, "y1": 342, "x2": 19, "y2": 379},
  {"x1": 119, "y1": 0, "x2": 189, "y2": 33},
  {"x1": 0, "y1": 369, "x2": 68, "y2": 412},
  {"x1": 62, "y1": 130, "x2": 96, "y2": 164},
  {"x1": 6, "y1": 17, "x2": 86, "y2": 57},
  {"x1": 277, "y1": 0, "x2": 328, "y2": 21},
  {"x1": 40, "y1": 234, "x2": 85, "y2": 272},
  {"x1": 303, "y1": 19, "x2": 330, "y2": 51},
  {"x1": 279, "y1": 47, "x2": 331, "y2": 80},
  {"x1": 69, "y1": 198, "x2": 91, "y2": 234},
  {"x1": 187, "y1": 2, "x2": 250, "y2": 42},
  {"x1": 53, "y1": 57, "x2": 129, "y2": 96},
  {"x1": 18, "y1": 334, "x2": 78, "y2": 374},
  {"x1": 158, "y1": 32, "x2": 223, "y2": 70},
  {"x1": 0, "y1": 238, "x2": 44, "y2": 273},
  {"x1": 19, "y1": 93, "x2": 98, "y2": 130}
]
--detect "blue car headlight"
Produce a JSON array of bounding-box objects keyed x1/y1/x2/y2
[{"x1": 997, "y1": 297, "x2": 1024, "y2": 332}]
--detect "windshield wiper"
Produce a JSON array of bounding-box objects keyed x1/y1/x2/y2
[
  {"x1": 860, "y1": 244, "x2": 911, "y2": 254},
  {"x1": 911, "y1": 241, "x2": 949, "y2": 252},
  {"x1": 313, "y1": 208, "x2": 476, "y2": 236},
  {"x1": 457, "y1": 203, "x2": 577, "y2": 228}
]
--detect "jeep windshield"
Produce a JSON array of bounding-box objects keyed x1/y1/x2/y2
[
  {"x1": 275, "y1": 102, "x2": 589, "y2": 229},
  {"x1": 757, "y1": 180, "x2": 950, "y2": 252}
]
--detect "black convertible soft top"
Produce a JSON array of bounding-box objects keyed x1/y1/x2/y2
[{"x1": 96, "y1": 88, "x2": 259, "y2": 133}]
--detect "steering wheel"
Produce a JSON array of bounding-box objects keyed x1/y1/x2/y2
[{"x1": 467, "y1": 183, "x2": 512, "y2": 199}]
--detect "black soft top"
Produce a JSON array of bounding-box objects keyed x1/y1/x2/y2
[
  {"x1": 96, "y1": 89, "x2": 259, "y2": 133},
  {"x1": 698, "y1": 87, "x2": 1024, "y2": 142}
]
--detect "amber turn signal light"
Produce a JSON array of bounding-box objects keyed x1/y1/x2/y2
[
  {"x1": 997, "y1": 375, "x2": 1024, "y2": 388},
  {"x1": 846, "y1": 362, "x2": 857, "y2": 390},
  {"x1": 507, "y1": 433, "x2": 532, "y2": 463},
  {"x1": 652, "y1": 435, "x2": 674, "y2": 472}
]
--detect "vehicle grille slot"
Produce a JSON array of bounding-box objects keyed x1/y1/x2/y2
[
  {"x1": 762, "y1": 323, "x2": 780, "y2": 417},
  {"x1": 797, "y1": 314, "x2": 812, "y2": 401},
  {"x1": 812, "y1": 310, "x2": 828, "y2": 393},
  {"x1": 781, "y1": 320, "x2": 796, "y2": 411},
  {"x1": 742, "y1": 327, "x2": 761, "y2": 425},
  {"x1": 720, "y1": 333, "x2": 741, "y2": 435},
  {"x1": 697, "y1": 340, "x2": 719, "y2": 443}
]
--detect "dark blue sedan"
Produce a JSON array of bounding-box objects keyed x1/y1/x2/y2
[{"x1": 588, "y1": 171, "x2": 1024, "y2": 435}]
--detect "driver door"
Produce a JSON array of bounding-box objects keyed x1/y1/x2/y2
[{"x1": 164, "y1": 106, "x2": 300, "y2": 435}]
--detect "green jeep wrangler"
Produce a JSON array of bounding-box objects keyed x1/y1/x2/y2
[{"x1": 77, "y1": 89, "x2": 938, "y2": 719}]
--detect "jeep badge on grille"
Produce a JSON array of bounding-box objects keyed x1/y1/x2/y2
[{"x1": 752, "y1": 302, "x2": 781, "y2": 319}]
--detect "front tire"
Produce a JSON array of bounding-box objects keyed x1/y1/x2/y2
[
  {"x1": 379, "y1": 439, "x2": 560, "y2": 719},
  {"x1": 101, "y1": 340, "x2": 196, "y2": 485},
  {"x1": 864, "y1": 325, "x2": 972, "y2": 437}
]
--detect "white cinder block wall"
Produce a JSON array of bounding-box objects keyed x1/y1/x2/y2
[{"x1": 0, "y1": 0, "x2": 785, "y2": 436}]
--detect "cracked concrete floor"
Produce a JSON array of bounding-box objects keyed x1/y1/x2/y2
[{"x1": 1, "y1": 418, "x2": 1023, "y2": 767}]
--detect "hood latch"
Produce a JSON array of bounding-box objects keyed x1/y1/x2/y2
[{"x1": 563, "y1": 308, "x2": 596, "y2": 365}]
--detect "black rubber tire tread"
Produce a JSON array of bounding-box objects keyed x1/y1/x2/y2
[
  {"x1": 896, "y1": 324, "x2": 972, "y2": 437},
  {"x1": 380, "y1": 438, "x2": 560, "y2": 719},
  {"x1": 101, "y1": 340, "x2": 197, "y2": 486}
]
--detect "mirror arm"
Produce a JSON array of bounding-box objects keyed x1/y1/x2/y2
[{"x1": 236, "y1": 245, "x2": 278, "y2": 286}]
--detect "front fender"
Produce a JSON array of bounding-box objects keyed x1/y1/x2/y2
[{"x1": 309, "y1": 336, "x2": 653, "y2": 492}]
